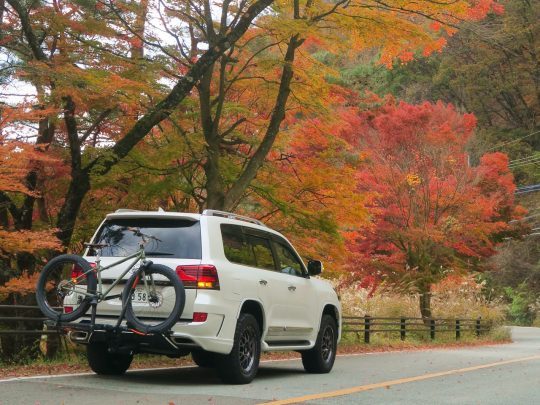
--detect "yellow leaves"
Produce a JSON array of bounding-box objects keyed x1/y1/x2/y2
[
  {"x1": 406, "y1": 173, "x2": 422, "y2": 187},
  {"x1": 267, "y1": 0, "x2": 497, "y2": 68},
  {"x1": 48, "y1": 64, "x2": 150, "y2": 113}
]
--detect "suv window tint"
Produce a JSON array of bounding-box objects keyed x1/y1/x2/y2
[
  {"x1": 246, "y1": 235, "x2": 276, "y2": 271},
  {"x1": 221, "y1": 224, "x2": 256, "y2": 266},
  {"x1": 92, "y1": 218, "x2": 201, "y2": 259},
  {"x1": 274, "y1": 242, "x2": 304, "y2": 277}
]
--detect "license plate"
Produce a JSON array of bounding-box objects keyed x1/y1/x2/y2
[{"x1": 131, "y1": 288, "x2": 148, "y2": 303}]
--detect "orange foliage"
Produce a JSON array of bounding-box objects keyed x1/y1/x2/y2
[
  {"x1": 0, "y1": 137, "x2": 62, "y2": 272},
  {"x1": 0, "y1": 229, "x2": 62, "y2": 257},
  {"x1": 0, "y1": 272, "x2": 40, "y2": 299},
  {"x1": 250, "y1": 104, "x2": 368, "y2": 267},
  {"x1": 0, "y1": 140, "x2": 58, "y2": 196}
]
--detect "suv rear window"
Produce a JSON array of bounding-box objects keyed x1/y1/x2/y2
[{"x1": 92, "y1": 218, "x2": 201, "y2": 259}]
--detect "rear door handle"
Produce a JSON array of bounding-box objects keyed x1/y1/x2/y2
[
  {"x1": 288, "y1": 285, "x2": 296, "y2": 291},
  {"x1": 259, "y1": 279, "x2": 268, "y2": 286}
]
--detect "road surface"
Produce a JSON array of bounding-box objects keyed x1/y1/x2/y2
[{"x1": 2, "y1": 327, "x2": 540, "y2": 404}]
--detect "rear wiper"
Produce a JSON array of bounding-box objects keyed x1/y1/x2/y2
[{"x1": 144, "y1": 251, "x2": 174, "y2": 256}]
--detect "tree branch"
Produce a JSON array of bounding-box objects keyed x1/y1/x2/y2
[{"x1": 85, "y1": 0, "x2": 274, "y2": 177}]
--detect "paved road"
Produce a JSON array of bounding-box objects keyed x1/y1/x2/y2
[{"x1": 2, "y1": 327, "x2": 540, "y2": 404}]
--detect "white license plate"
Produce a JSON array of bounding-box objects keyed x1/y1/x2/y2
[{"x1": 131, "y1": 288, "x2": 148, "y2": 303}]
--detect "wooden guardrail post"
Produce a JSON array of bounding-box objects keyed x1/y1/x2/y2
[
  {"x1": 364, "y1": 315, "x2": 371, "y2": 344},
  {"x1": 340, "y1": 315, "x2": 492, "y2": 340}
]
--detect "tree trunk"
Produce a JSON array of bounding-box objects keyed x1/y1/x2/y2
[
  {"x1": 222, "y1": 35, "x2": 301, "y2": 210},
  {"x1": 56, "y1": 170, "x2": 91, "y2": 247},
  {"x1": 9, "y1": 0, "x2": 275, "y2": 247},
  {"x1": 419, "y1": 289, "x2": 432, "y2": 322}
]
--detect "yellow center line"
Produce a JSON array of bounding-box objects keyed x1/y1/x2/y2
[{"x1": 260, "y1": 354, "x2": 540, "y2": 405}]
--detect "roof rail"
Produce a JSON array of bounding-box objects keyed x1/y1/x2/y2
[
  {"x1": 115, "y1": 208, "x2": 140, "y2": 213},
  {"x1": 202, "y1": 209, "x2": 265, "y2": 227}
]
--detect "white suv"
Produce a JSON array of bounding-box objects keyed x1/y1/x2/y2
[{"x1": 75, "y1": 209, "x2": 341, "y2": 384}]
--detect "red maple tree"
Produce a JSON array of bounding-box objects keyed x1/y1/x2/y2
[{"x1": 347, "y1": 99, "x2": 523, "y2": 318}]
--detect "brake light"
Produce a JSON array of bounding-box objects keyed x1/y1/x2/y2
[
  {"x1": 193, "y1": 312, "x2": 208, "y2": 322},
  {"x1": 71, "y1": 262, "x2": 95, "y2": 282},
  {"x1": 64, "y1": 306, "x2": 74, "y2": 314},
  {"x1": 175, "y1": 265, "x2": 220, "y2": 290},
  {"x1": 71, "y1": 265, "x2": 84, "y2": 282}
]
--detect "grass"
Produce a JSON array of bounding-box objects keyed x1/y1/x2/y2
[{"x1": 0, "y1": 326, "x2": 511, "y2": 380}]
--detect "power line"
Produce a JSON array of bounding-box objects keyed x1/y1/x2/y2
[
  {"x1": 486, "y1": 129, "x2": 540, "y2": 151},
  {"x1": 509, "y1": 156, "x2": 540, "y2": 168},
  {"x1": 509, "y1": 153, "x2": 540, "y2": 164},
  {"x1": 487, "y1": 130, "x2": 540, "y2": 151}
]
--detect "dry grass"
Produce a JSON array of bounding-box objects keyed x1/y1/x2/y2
[{"x1": 336, "y1": 275, "x2": 505, "y2": 323}]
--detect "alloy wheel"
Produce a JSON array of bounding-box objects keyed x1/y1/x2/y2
[
  {"x1": 238, "y1": 326, "x2": 256, "y2": 372},
  {"x1": 321, "y1": 325, "x2": 335, "y2": 362}
]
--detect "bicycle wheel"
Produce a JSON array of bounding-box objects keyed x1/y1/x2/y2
[
  {"x1": 123, "y1": 264, "x2": 185, "y2": 334},
  {"x1": 36, "y1": 254, "x2": 97, "y2": 322}
]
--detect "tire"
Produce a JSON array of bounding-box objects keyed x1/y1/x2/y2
[
  {"x1": 36, "y1": 254, "x2": 97, "y2": 322},
  {"x1": 123, "y1": 264, "x2": 185, "y2": 334},
  {"x1": 192, "y1": 349, "x2": 216, "y2": 368},
  {"x1": 301, "y1": 314, "x2": 337, "y2": 374},
  {"x1": 87, "y1": 342, "x2": 133, "y2": 375},
  {"x1": 217, "y1": 313, "x2": 261, "y2": 384}
]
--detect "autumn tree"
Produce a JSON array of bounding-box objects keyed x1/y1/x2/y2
[
  {"x1": 0, "y1": 0, "x2": 274, "y2": 247},
  {"x1": 341, "y1": 0, "x2": 539, "y2": 185},
  {"x1": 348, "y1": 99, "x2": 522, "y2": 319},
  {"x1": 0, "y1": 139, "x2": 63, "y2": 362},
  {"x1": 0, "y1": 0, "x2": 504, "y2": 249},
  {"x1": 155, "y1": 0, "x2": 507, "y2": 213},
  {"x1": 241, "y1": 96, "x2": 368, "y2": 269},
  {"x1": 73, "y1": 0, "x2": 507, "y2": 235},
  {"x1": 0, "y1": 140, "x2": 62, "y2": 279}
]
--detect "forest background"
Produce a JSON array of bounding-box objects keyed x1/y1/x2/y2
[{"x1": 0, "y1": 0, "x2": 538, "y2": 361}]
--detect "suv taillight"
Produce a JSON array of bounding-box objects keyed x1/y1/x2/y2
[
  {"x1": 71, "y1": 262, "x2": 95, "y2": 282},
  {"x1": 175, "y1": 265, "x2": 220, "y2": 290}
]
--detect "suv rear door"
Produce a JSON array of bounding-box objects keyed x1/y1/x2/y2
[{"x1": 85, "y1": 216, "x2": 202, "y2": 320}]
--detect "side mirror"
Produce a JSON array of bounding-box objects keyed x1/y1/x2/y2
[{"x1": 307, "y1": 260, "x2": 323, "y2": 276}]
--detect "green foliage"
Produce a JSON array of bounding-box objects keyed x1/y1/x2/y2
[{"x1": 504, "y1": 285, "x2": 536, "y2": 326}]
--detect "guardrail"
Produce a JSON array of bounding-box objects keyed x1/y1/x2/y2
[
  {"x1": 1, "y1": 305, "x2": 491, "y2": 342},
  {"x1": 342, "y1": 315, "x2": 491, "y2": 343},
  {"x1": 0, "y1": 305, "x2": 59, "y2": 335}
]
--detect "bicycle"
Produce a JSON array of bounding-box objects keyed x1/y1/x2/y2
[{"x1": 36, "y1": 234, "x2": 185, "y2": 334}]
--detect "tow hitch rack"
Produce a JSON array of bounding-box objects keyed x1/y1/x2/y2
[{"x1": 46, "y1": 319, "x2": 188, "y2": 356}]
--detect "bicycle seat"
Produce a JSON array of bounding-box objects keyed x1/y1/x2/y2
[{"x1": 84, "y1": 243, "x2": 110, "y2": 249}]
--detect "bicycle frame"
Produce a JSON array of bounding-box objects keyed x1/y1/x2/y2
[{"x1": 72, "y1": 247, "x2": 148, "y2": 301}]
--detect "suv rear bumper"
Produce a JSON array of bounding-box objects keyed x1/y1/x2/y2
[{"x1": 53, "y1": 310, "x2": 234, "y2": 356}]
